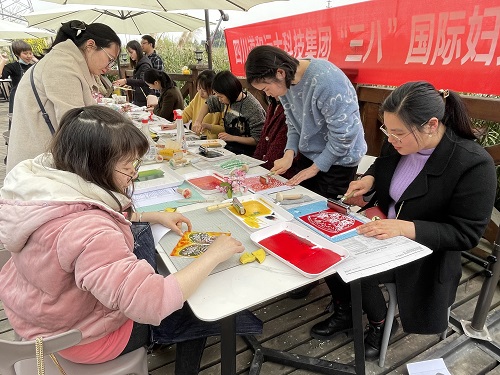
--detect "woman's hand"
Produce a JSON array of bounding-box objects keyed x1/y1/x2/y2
[
  {"x1": 141, "y1": 211, "x2": 192, "y2": 236},
  {"x1": 345, "y1": 176, "x2": 375, "y2": 198},
  {"x1": 113, "y1": 79, "x2": 126, "y2": 87},
  {"x1": 204, "y1": 235, "x2": 244, "y2": 263},
  {"x1": 192, "y1": 120, "x2": 203, "y2": 135},
  {"x1": 218, "y1": 132, "x2": 234, "y2": 142},
  {"x1": 357, "y1": 219, "x2": 415, "y2": 240},
  {"x1": 271, "y1": 150, "x2": 294, "y2": 175},
  {"x1": 287, "y1": 164, "x2": 320, "y2": 186}
]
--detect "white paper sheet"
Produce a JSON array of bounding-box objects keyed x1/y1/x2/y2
[
  {"x1": 335, "y1": 235, "x2": 433, "y2": 282},
  {"x1": 151, "y1": 224, "x2": 171, "y2": 245},
  {"x1": 407, "y1": 358, "x2": 451, "y2": 375}
]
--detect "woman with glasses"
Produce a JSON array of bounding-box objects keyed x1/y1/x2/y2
[
  {"x1": 182, "y1": 69, "x2": 224, "y2": 139},
  {"x1": 316, "y1": 81, "x2": 496, "y2": 360},
  {"x1": 143, "y1": 68, "x2": 184, "y2": 122},
  {"x1": 6, "y1": 20, "x2": 121, "y2": 173},
  {"x1": 0, "y1": 105, "x2": 261, "y2": 374},
  {"x1": 113, "y1": 40, "x2": 152, "y2": 107}
]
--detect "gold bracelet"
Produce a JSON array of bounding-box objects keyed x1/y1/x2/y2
[{"x1": 139, "y1": 212, "x2": 143, "y2": 222}]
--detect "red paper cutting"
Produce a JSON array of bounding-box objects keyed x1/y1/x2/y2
[
  {"x1": 299, "y1": 209, "x2": 363, "y2": 237},
  {"x1": 245, "y1": 175, "x2": 289, "y2": 193}
]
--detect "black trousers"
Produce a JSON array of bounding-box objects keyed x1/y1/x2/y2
[{"x1": 296, "y1": 156, "x2": 357, "y2": 199}]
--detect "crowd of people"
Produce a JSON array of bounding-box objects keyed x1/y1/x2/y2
[{"x1": 0, "y1": 19, "x2": 496, "y2": 374}]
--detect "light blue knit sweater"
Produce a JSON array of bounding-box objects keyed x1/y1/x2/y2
[{"x1": 281, "y1": 58, "x2": 367, "y2": 171}]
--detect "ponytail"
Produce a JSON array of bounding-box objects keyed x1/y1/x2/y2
[
  {"x1": 381, "y1": 81, "x2": 475, "y2": 140},
  {"x1": 47, "y1": 20, "x2": 121, "y2": 53}
]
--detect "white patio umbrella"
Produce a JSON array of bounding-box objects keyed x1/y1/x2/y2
[
  {"x1": 0, "y1": 19, "x2": 55, "y2": 39},
  {"x1": 41, "y1": 0, "x2": 288, "y2": 68},
  {"x1": 24, "y1": 5, "x2": 207, "y2": 34},
  {"x1": 42, "y1": 0, "x2": 279, "y2": 12}
]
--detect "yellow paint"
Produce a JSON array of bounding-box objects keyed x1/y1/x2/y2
[{"x1": 228, "y1": 200, "x2": 272, "y2": 228}]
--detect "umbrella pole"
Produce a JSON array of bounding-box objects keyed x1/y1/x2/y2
[{"x1": 205, "y1": 9, "x2": 213, "y2": 70}]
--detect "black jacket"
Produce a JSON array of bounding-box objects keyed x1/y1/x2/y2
[
  {"x1": 126, "y1": 56, "x2": 152, "y2": 106},
  {"x1": 365, "y1": 127, "x2": 496, "y2": 333}
]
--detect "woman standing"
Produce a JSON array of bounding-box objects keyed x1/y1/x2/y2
[
  {"x1": 192, "y1": 70, "x2": 265, "y2": 156},
  {"x1": 245, "y1": 45, "x2": 366, "y2": 299},
  {"x1": 113, "y1": 40, "x2": 152, "y2": 107},
  {"x1": 144, "y1": 68, "x2": 184, "y2": 122},
  {"x1": 6, "y1": 20, "x2": 121, "y2": 172},
  {"x1": 316, "y1": 81, "x2": 496, "y2": 359},
  {"x1": 245, "y1": 45, "x2": 366, "y2": 198}
]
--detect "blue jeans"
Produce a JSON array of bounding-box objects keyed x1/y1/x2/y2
[{"x1": 122, "y1": 222, "x2": 263, "y2": 374}]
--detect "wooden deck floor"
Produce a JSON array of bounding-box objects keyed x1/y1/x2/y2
[{"x1": 1, "y1": 100, "x2": 500, "y2": 374}]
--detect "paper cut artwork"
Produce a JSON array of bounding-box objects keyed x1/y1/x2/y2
[
  {"x1": 187, "y1": 175, "x2": 223, "y2": 192},
  {"x1": 171, "y1": 231, "x2": 230, "y2": 258},
  {"x1": 244, "y1": 175, "x2": 291, "y2": 194},
  {"x1": 299, "y1": 209, "x2": 364, "y2": 238}
]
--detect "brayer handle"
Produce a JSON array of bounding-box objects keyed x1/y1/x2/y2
[
  {"x1": 206, "y1": 202, "x2": 232, "y2": 212},
  {"x1": 276, "y1": 192, "x2": 303, "y2": 202}
]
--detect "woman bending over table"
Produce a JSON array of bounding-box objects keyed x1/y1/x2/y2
[
  {"x1": 6, "y1": 20, "x2": 121, "y2": 172},
  {"x1": 0, "y1": 105, "x2": 262, "y2": 374},
  {"x1": 182, "y1": 69, "x2": 224, "y2": 139},
  {"x1": 192, "y1": 70, "x2": 265, "y2": 156},
  {"x1": 144, "y1": 68, "x2": 184, "y2": 122},
  {"x1": 313, "y1": 81, "x2": 496, "y2": 360}
]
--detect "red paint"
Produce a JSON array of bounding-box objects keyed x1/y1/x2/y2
[
  {"x1": 188, "y1": 175, "x2": 222, "y2": 191},
  {"x1": 259, "y1": 230, "x2": 342, "y2": 274}
]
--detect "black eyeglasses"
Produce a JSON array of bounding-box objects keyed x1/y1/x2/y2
[{"x1": 115, "y1": 159, "x2": 142, "y2": 181}]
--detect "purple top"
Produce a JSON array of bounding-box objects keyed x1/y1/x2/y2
[{"x1": 388, "y1": 148, "x2": 435, "y2": 219}]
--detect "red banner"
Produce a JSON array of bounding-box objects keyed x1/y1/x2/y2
[{"x1": 225, "y1": 0, "x2": 500, "y2": 95}]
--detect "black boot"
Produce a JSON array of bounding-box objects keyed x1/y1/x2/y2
[
  {"x1": 310, "y1": 301, "x2": 353, "y2": 339},
  {"x1": 364, "y1": 319, "x2": 399, "y2": 361},
  {"x1": 288, "y1": 280, "x2": 319, "y2": 299}
]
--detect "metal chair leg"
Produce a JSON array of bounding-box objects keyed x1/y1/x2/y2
[{"x1": 379, "y1": 283, "x2": 397, "y2": 367}]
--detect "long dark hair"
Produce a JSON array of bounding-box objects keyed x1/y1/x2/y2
[
  {"x1": 126, "y1": 40, "x2": 143, "y2": 68},
  {"x1": 47, "y1": 20, "x2": 121, "y2": 53},
  {"x1": 144, "y1": 69, "x2": 175, "y2": 91},
  {"x1": 212, "y1": 70, "x2": 243, "y2": 104},
  {"x1": 50, "y1": 106, "x2": 149, "y2": 209},
  {"x1": 381, "y1": 81, "x2": 475, "y2": 140},
  {"x1": 245, "y1": 45, "x2": 299, "y2": 89}
]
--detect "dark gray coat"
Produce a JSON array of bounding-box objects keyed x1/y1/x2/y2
[{"x1": 365, "y1": 127, "x2": 496, "y2": 333}]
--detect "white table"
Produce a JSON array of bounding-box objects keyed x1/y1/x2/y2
[{"x1": 154, "y1": 161, "x2": 368, "y2": 374}]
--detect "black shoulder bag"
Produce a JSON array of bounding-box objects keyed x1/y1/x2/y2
[{"x1": 30, "y1": 65, "x2": 55, "y2": 135}]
